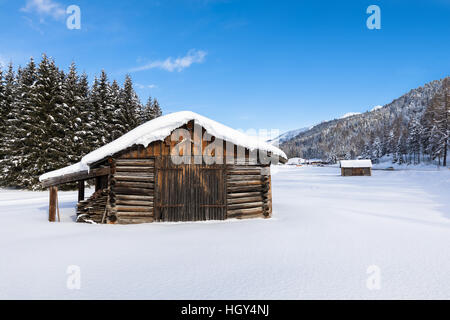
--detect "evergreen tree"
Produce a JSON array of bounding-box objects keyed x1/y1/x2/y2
[
  {"x1": 110, "y1": 79, "x2": 123, "y2": 140},
  {"x1": 151, "y1": 98, "x2": 162, "y2": 118},
  {"x1": 407, "y1": 116, "x2": 422, "y2": 164},
  {"x1": 0, "y1": 54, "x2": 165, "y2": 189},
  {"x1": 30, "y1": 55, "x2": 66, "y2": 189},
  {"x1": 396, "y1": 129, "x2": 408, "y2": 164},
  {"x1": 422, "y1": 77, "x2": 450, "y2": 166},
  {"x1": 75, "y1": 72, "x2": 94, "y2": 157},
  {"x1": 140, "y1": 97, "x2": 163, "y2": 124},
  {"x1": 4, "y1": 59, "x2": 38, "y2": 187},
  {"x1": 0, "y1": 64, "x2": 16, "y2": 168},
  {"x1": 90, "y1": 71, "x2": 114, "y2": 146},
  {"x1": 0, "y1": 67, "x2": 6, "y2": 183},
  {"x1": 62, "y1": 62, "x2": 83, "y2": 163},
  {"x1": 140, "y1": 96, "x2": 153, "y2": 124},
  {"x1": 118, "y1": 75, "x2": 141, "y2": 133},
  {"x1": 371, "y1": 137, "x2": 382, "y2": 160}
]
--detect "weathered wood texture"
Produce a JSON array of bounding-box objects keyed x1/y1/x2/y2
[
  {"x1": 225, "y1": 165, "x2": 270, "y2": 219},
  {"x1": 341, "y1": 167, "x2": 372, "y2": 176},
  {"x1": 155, "y1": 156, "x2": 226, "y2": 222},
  {"x1": 113, "y1": 122, "x2": 285, "y2": 165},
  {"x1": 78, "y1": 180, "x2": 85, "y2": 202},
  {"x1": 77, "y1": 189, "x2": 109, "y2": 223},
  {"x1": 110, "y1": 158, "x2": 155, "y2": 224},
  {"x1": 42, "y1": 167, "x2": 110, "y2": 188},
  {"x1": 49, "y1": 186, "x2": 58, "y2": 222}
]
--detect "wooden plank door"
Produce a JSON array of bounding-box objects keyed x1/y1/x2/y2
[
  {"x1": 156, "y1": 159, "x2": 226, "y2": 222},
  {"x1": 199, "y1": 167, "x2": 226, "y2": 221}
]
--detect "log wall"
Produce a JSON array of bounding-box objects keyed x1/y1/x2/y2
[
  {"x1": 110, "y1": 158, "x2": 155, "y2": 224},
  {"x1": 226, "y1": 165, "x2": 271, "y2": 219},
  {"x1": 341, "y1": 167, "x2": 372, "y2": 176}
]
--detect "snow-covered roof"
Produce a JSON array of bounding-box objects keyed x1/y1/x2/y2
[
  {"x1": 340, "y1": 160, "x2": 372, "y2": 168},
  {"x1": 40, "y1": 111, "x2": 287, "y2": 182}
]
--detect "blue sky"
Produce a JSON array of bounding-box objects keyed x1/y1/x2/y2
[{"x1": 1, "y1": 0, "x2": 450, "y2": 133}]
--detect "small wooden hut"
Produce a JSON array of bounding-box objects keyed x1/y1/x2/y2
[
  {"x1": 340, "y1": 160, "x2": 372, "y2": 176},
  {"x1": 40, "y1": 111, "x2": 287, "y2": 224}
]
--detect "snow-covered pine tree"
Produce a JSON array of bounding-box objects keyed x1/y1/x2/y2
[
  {"x1": 412, "y1": 116, "x2": 422, "y2": 164},
  {"x1": 90, "y1": 72, "x2": 114, "y2": 147},
  {"x1": 139, "y1": 96, "x2": 153, "y2": 124},
  {"x1": 396, "y1": 129, "x2": 408, "y2": 164},
  {"x1": 151, "y1": 98, "x2": 162, "y2": 119},
  {"x1": 110, "y1": 79, "x2": 124, "y2": 141},
  {"x1": 140, "y1": 96, "x2": 163, "y2": 124},
  {"x1": 371, "y1": 137, "x2": 382, "y2": 161},
  {"x1": 3, "y1": 59, "x2": 39, "y2": 188},
  {"x1": 0, "y1": 64, "x2": 16, "y2": 172},
  {"x1": 0, "y1": 55, "x2": 167, "y2": 189},
  {"x1": 437, "y1": 77, "x2": 449, "y2": 166},
  {"x1": 422, "y1": 77, "x2": 450, "y2": 166},
  {"x1": 62, "y1": 62, "x2": 86, "y2": 164},
  {"x1": 0, "y1": 66, "x2": 7, "y2": 183},
  {"x1": 118, "y1": 75, "x2": 141, "y2": 133},
  {"x1": 74, "y1": 72, "x2": 94, "y2": 157},
  {"x1": 100, "y1": 70, "x2": 116, "y2": 144},
  {"x1": 27, "y1": 55, "x2": 67, "y2": 189}
]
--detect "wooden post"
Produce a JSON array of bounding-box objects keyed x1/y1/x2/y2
[
  {"x1": 49, "y1": 186, "x2": 58, "y2": 222},
  {"x1": 78, "y1": 180, "x2": 85, "y2": 202}
]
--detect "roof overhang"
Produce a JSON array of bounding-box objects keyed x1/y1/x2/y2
[{"x1": 41, "y1": 167, "x2": 110, "y2": 188}]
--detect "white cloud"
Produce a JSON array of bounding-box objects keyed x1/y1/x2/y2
[
  {"x1": 21, "y1": 0, "x2": 66, "y2": 20},
  {"x1": 130, "y1": 49, "x2": 207, "y2": 72},
  {"x1": 136, "y1": 84, "x2": 158, "y2": 89}
]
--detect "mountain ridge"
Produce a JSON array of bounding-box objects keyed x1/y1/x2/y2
[{"x1": 280, "y1": 78, "x2": 445, "y2": 160}]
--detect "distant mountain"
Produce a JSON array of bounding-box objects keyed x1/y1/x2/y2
[
  {"x1": 267, "y1": 127, "x2": 309, "y2": 145},
  {"x1": 280, "y1": 79, "x2": 445, "y2": 160}
]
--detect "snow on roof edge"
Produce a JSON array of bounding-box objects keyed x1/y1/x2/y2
[
  {"x1": 40, "y1": 111, "x2": 287, "y2": 182},
  {"x1": 340, "y1": 160, "x2": 372, "y2": 168},
  {"x1": 39, "y1": 162, "x2": 88, "y2": 182}
]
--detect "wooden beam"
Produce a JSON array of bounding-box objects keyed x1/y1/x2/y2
[
  {"x1": 49, "y1": 186, "x2": 58, "y2": 222},
  {"x1": 78, "y1": 180, "x2": 85, "y2": 202},
  {"x1": 41, "y1": 167, "x2": 110, "y2": 188}
]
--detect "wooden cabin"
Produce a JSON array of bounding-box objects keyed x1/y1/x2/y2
[
  {"x1": 340, "y1": 160, "x2": 372, "y2": 176},
  {"x1": 40, "y1": 111, "x2": 287, "y2": 224}
]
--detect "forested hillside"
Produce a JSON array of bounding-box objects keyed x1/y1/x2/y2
[
  {"x1": 0, "y1": 54, "x2": 163, "y2": 190},
  {"x1": 281, "y1": 78, "x2": 449, "y2": 166}
]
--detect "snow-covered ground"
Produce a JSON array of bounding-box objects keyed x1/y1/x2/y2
[{"x1": 0, "y1": 166, "x2": 449, "y2": 299}]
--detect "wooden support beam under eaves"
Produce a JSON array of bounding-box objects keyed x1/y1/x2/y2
[
  {"x1": 49, "y1": 186, "x2": 58, "y2": 222},
  {"x1": 78, "y1": 180, "x2": 85, "y2": 202}
]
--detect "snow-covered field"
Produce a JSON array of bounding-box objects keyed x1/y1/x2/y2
[{"x1": 0, "y1": 166, "x2": 449, "y2": 299}]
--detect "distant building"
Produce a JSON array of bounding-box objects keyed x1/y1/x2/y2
[
  {"x1": 287, "y1": 158, "x2": 305, "y2": 165},
  {"x1": 306, "y1": 159, "x2": 325, "y2": 165},
  {"x1": 340, "y1": 160, "x2": 372, "y2": 176}
]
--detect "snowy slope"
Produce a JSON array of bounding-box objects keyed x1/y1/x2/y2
[
  {"x1": 1, "y1": 166, "x2": 449, "y2": 299},
  {"x1": 267, "y1": 127, "x2": 309, "y2": 145},
  {"x1": 340, "y1": 112, "x2": 361, "y2": 119}
]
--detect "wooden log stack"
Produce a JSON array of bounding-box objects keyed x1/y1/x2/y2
[{"x1": 76, "y1": 189, "x2": 108, "y2": 223}]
